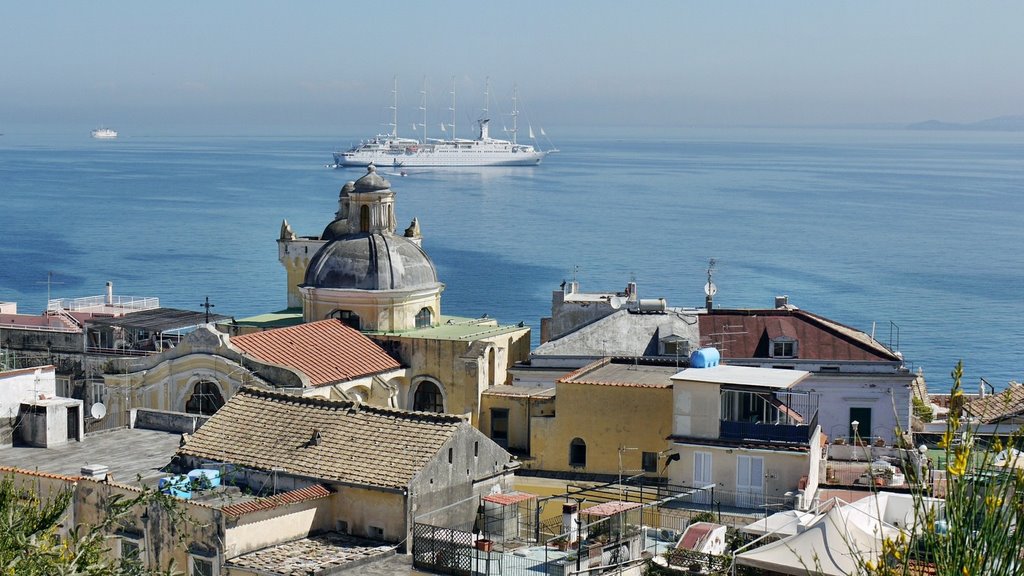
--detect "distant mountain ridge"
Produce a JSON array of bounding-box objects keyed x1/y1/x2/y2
[{"x1": 907, "y1": 115, "x2": 1024, "y2": 131}]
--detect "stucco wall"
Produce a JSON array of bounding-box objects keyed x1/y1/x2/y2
[
  {"x1": 332, "y1": 485, "x2": 407, "y2": 542},
  {"x1": 526, "y1": 382, "x2": 674, "y2": 475},
  {"x1": 410, "y1": 425, "x2": 516, "y2": 538},
  {"x1": 74, "y1": 479, "x2": 222, "y2": 573},
  {"x1": 224, "y1": 499, "x2": 333, "y2": 558},
  {"x1": 672, "y1": 380, "x2": 721, "y2": 439},
  {"x1": 1, "y1": 366, "x2": 57, "y2": 446},
  {"x1": 795, "y1": 373, "x2": 915, "y2": 444},
  {"x1": 667, "y1": 444, "x2": 811, "y2": 509},
  {"x1": 378, "y1": 327, "x2": 530, "y2": 425}
]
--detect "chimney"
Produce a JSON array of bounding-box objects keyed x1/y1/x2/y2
[
  {"x1": 562, "y1": 502, "x2": 579, "y2": 544},
  {"x1": 775, "y1": 295, "x2": 789, "y2": 309},
  {"x1": 105, "y1": 282, "x2": 113, "y2": 305},
  {"x1": 626, "y1": 282, "x2": 638, "y2": 302}
]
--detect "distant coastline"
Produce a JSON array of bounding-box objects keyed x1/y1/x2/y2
[{"x1": 907, "y1": 115, "x2": 1024, "y2": 132}]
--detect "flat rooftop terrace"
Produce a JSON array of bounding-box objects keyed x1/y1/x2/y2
[
  {"x1": 367, "y1": 315, "x2": 528, "y2": 341},
  {"x1": 0, "y1": 427, "x2": 181, "y2": 486}
]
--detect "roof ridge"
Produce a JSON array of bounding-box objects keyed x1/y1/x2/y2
[{"x1": 237, "y1": 386, "x2": 464, "y2": 424}]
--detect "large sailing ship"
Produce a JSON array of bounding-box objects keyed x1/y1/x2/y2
[{"x1": 332, "y1": 78, "x2": 555, "y2": 168}]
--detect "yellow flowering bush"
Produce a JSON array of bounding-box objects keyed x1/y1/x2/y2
[{"x1": 862, "y1": 361, "x2": 1024, "y2": 576}]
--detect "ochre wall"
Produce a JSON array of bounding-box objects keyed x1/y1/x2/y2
[{"x1": 527, "y1": 382, "x2": 674, "y2": 476}]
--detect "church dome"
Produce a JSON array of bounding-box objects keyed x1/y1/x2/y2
[
  {"x1": 321, "y1": 218, "x2": 350, "y2": 241},
  {"x1": 304, "y1": 232, "x2": 439, "y2": 291},
  {"x1": 353, "y1": 165, "x2": 391, "y2": 192}
]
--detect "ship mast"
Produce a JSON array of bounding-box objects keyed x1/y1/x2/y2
[
  {"x1": 449, "y1": 76, "x2": 457, "y2": 140},
  {"x1": 390, "y1": 76, "x2": 399, "y2": 138},
  {"x1": 511, "y1": 84, "x2": 519, "y2": 145},
  {"x1": 481, "y1": 76, "x2": 491, "y2": 140},
  {"x1": 418, "y1": 76, "x2": 428, "y2": 145}
]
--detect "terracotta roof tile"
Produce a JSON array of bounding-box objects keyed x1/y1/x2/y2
[
  {"x1": 582, "y1": 501, "x2": 642, "y2": 517},
  {"x1": 178, "y1": 387, "x2": 464, "y2": 489},
  {"x1": 965, "y1": 385, "x2": 1024, "y2": 424},
  {"x1": 222, "y1": 484, "x2": 332, "y2": 517},
  {"x1": 699, "y1": 309, "x2": 901, "y2": 362},
  {"x1": 483, "y1": 491, "x2": 536, "y2": 506},
  {"x1": 0, "y1": 466, "x2": 79, "y2": 482},
  {"x1": 231, "y1": 319, "x2": 400, "y2": 387}
]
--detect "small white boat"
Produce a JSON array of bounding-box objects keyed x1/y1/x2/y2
[{"x1": 91, "y1": 128, "x2": 118, "y2": 139}]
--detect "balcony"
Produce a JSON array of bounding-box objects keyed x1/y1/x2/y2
[
  {"x1": 718, "y1": 388, "x2": 819, "y2": 445},
  {"x1": 719, "y1": 418, "x2": 814, "y2": 444}
]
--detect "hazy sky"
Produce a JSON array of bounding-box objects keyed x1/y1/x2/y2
[{"x1": 3, "y1": 1, "x2": 1022, "y2": 132}]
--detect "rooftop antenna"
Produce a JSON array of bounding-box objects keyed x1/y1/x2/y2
[
  {"x1": 200, "y1": 296, "x2": 215, "y2": 324},
  {"x1": 37, "y1": 271, "x2": 64, "y2": 310},
  {"x1": 704, "y1": 258, "x2": 718, "y2": 312}
]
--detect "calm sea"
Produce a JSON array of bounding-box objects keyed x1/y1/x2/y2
[{"x1": 1, "y1": 127, "x2": 1022, "y2": 392}]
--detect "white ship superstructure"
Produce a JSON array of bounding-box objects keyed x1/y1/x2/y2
[
  {"x1": 91, "y1": 128, "x2": 118, "y2": 139},
  {"x1": 333, "y1": 78, "x2": 554, "y2": 168}
]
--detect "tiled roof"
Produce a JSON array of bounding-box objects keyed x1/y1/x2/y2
[
  {"x1": 231, "y1": 319, "x2": 401, "y2": 387},
  {"x1": 700, "y1": 309, "x2": 901, "y2": 362},
  {"x1": 222, "y1": 484, "x2": 332, "y2": 517},
  {"x1": 178, "y1": 387, "x2": 464, "y2": 489},
  {"x1": 0, "y1": 465, "x2": 79, "y2": 482},
  {"x1": 965, "y1": 385, "x2": 1024, "y2": 424},
  {"x1": 582, "y1": 501, "x2": 642, "y2": 517},
  {"x1": 668, "y1": 435, "x2": 811, "y2": 453},
  {"x1": 483, "y1": 491, "x2": 536, "y2": 506},
  {"x1": 558, "y1": 358, "x2": 678, "y2": 388}
]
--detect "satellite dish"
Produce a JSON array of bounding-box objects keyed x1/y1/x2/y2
[
  {"x1": 90, "y1": 403, "x2": 107, "y2": 419},
  {"x1": 704, "y1": 282, "x2": 718, "y2": 297}
]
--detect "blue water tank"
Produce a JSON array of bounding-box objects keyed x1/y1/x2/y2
[
  {"x1": 689, "y1": 347, "x2": 720, "y2": 368},
  {"x1": 187, "y1": 469, "x2": 221, "y2": 489},
  {"x1": 159, "y1": 475, "x2": 192, "y2": 500}
]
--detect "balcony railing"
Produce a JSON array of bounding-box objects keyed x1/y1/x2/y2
[{"x1": 719, "y1": 420, "x2": 810, "y2": 444}]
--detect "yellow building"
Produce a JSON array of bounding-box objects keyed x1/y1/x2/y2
[{"x1": 483, "y1": 357, "x2": 677, "y2": 478}]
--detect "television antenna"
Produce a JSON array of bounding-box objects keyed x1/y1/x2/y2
[
  {"x1": 704, "y1": 259, "x2": 717, "y2": 311},
  {"x1": 37, "y1": 271, "x2": 64, "y2": 309}
]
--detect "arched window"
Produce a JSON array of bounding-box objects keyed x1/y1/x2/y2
[
  {"x1": 413, "y1": 381, "x2": 444, "y2": 413},
  {"x1": 569, "y1": 438, "x2": 587, "y2": 468},
  {"x1": 185, "y1": 381, "x2": 225, "y2": 416},
  {"x1": 360, "y1": 205, "x2": 370, "y2": 232},
  {"x1": 415, "y1": 307, "x2": 433, "y2": 328},
  {"x1": 330, "y1": 309, "x2": 361, "y2": 331},
  {"x1": 488, "y1": 347, "x2": 496, "y2": 386}
]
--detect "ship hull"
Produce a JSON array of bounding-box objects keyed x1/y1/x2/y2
[{"x1": 333, "y1": 150, "x2": 547, "y2": 167}]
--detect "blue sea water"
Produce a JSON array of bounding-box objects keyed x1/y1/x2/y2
[{"x1": 1, "y1": 127, "x2": 1022, "y2": 391}]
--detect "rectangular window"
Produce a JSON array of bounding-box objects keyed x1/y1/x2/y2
[
  {"x1": 642, "y1": 452, "x2": 658, "y2": 473},
  {"x1": 368, "y1": 525, "x2": 385, "y2": 539},
  {"x1": 119, "y1": 538, "x2": 142, "y2": 566},
  {"x1": 693, "y1": 452, "x2": 712, "y2": 505},
  {"x1": 771, "y1": 340, "x2": 796, "y2": 358},
  {"x1": 92, "y1": 380, "x2": 107, "y2": 404},
  {"x1": 190, "y1": 557, "x2": 214, "y2": 576},
  {"x1": 56, "y1": 377, "x2": 71, "y2": 397},
  {"x1": 490, "y1": 408, "x2": 509, "y2": 447}
]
